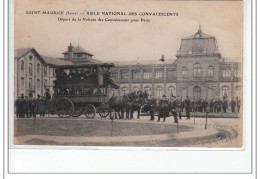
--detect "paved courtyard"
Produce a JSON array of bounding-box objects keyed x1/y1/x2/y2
[{"x1": 14, "y1": 113, "x2": 242, "y2": 147}]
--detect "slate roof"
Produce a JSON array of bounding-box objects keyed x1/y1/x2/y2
[
  {"x1": 41, "y1": 56, "x2": 73, "y2": 66},
  {"x1": 177, "y1": 28, "x2": 219, "y2": 56},
  {"x1": 63, "y1": 45, "x2": 94, "y2": 56},
  {"x1": 15, "y1": 48, "x2": 35, "y2": 59}
]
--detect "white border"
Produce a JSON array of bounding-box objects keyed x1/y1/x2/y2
[{"x1": 5, "y1": 0, "x2": 255, "y2": 175}]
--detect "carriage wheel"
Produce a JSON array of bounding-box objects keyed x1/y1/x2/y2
[
  {"x1": 72, "y1": 107, "x2": 84, "y2": 118},
  {"x1": 55, "y1": 97, "x2": 74, "y2": 118},
  {"x1": 84, "y1": 104, "x2": 96, "y2": 119},
  {"x1": 98, "y1": 105, "x2": 110, "y2": 118}
]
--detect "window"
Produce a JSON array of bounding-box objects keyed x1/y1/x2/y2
[
  {"x1": 222, "y1": 70, "x2": 231, "y2": 78},
  {"x1": 29, "y1": 55, "x2": 33, "y2": 60},
  {"x1": 234, "y1": 70, "x2": 238, "y2": 78},
  {"x1": 53, "y1": 68, "x2": 56, "y2": 76},
  {"x1": 193, "y1": 86, "x2": 201, "y2": 99},
  {"x1": 37, "y1": 63, "x2": 40, "y2": 74},
  {"x1": 144, "y1": 86, "x2": 151, "y2": 95},
  {"x1": 44, "y1": 79, "x2": 47, "y2": 89},
  {"x1": 208, "y1": 66, "x2": 214, "y2": 77},
  {"x1": 155, "y1": 70, "x2": 163, "y2": 79},
  {"x1": 120, "y1": 70, "x2": 128, "y2": 79},
  {"x1": 222, "y1": 86, "x2": 229, "y2": 99},
  {"x1": 168, "y1": 86, "x2": 175, "y2": 98},
  {"x1": 131, "y1": 70, "x2": 140, "y2": 79},
  {"x1": 156, "y1": 86, "x2": 163, "y2": 98},
  {"x1": 143, "y1": 72, "x2": 152, "y2": 79},
  {"x1": 21, "y1": 77, "x2": 24, "y2": 90},
  {"x1": 21, "y1": 60, "x2": 24, "y2": 71},
  {"x1": 44, "y1": 66, "x2": 47, "y2": 75},
  {"x1": 37, "y1": 79, "x2": 40, "y2": 90},
  {"x1": 133, "y1": 86, "x2": 139, "y2": 92},
  {"x1": 121, "y1": 87, "x2": 128, "y2": 95},
  {"x1": 29, "y1": 63, "x2": 32, "y2": 75},
  {"x1": 193, "y1": 63, "x2": 201, "y2": 77},
  {"x1": 182, "y1": 67, "x2": 187, "y2": 78},
  {"x1": 29, "y1": 78, "x2": 32, "y2": 89}
]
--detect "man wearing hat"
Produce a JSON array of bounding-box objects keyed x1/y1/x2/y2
[
  {"x1": 148, "y1": 95, "x2": 157, "y2": 121},
  {"x1": 157, "y1": 95, "x2": 169, "y2": 122},
  {"x1": 184, "y1": 96, "x2": 191, "y2": 120}
]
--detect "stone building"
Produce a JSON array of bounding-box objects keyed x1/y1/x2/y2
[
  {"x1": 14, "y1": 44, "x2": 103, "y2": 99},
  {"x1": 111, "y1": 27, "x2": 241, "y2": 101},
  {"x1": 14, "y1": 27, "x2": 241, "y2": 102},
  {"x1": 14, "y1": 48, "x2": 72, "y2": 99}
]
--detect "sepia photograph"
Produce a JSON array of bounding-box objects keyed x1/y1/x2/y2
[{"x1": 13, "y1": 0, "x2": 243, "y2": 148}]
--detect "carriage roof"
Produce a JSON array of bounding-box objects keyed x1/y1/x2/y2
[{"x1": 55, "y1": 62, "x2": 115, "y2": 69}]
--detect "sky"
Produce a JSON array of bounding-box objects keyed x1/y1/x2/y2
[{"x1": 15, "y1": 0, "x2": 243, "y2": 63}]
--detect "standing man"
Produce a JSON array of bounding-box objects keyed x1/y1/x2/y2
[
  {"x1": 24, "y1": 96, "x2": 30, "y2": 118},
  {"x1": 185, "y1": 96, "x2": 191, "y2": 120},
  {"x1": 29, "y1": 96, "x2": 36, "y2": 118},
  {"x1": 231, "y1": 99, "x2": 236, "y2": 113},
  {"x1": 222, "y1": 99, "x2": 228, "y2": 113},
  {"x1": 148, "y1": 95, "x2": 156, "y2": 121},
  {"x1": 157, "y1": 95, "x2": 169, "y2": 122},
  {"x1": 237, "y1": 98, "x2": 241, "y2": 113},
  {"x1": 170, "y1": 96, "x2": 178, "y2": 123},
  {"x1": 210, "y1": 99, "x2": 214, "y2": 113}
]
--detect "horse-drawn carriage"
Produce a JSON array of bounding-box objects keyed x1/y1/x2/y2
[{"x1": 52, "y1": 62, "x2": 120, "y2": 118}]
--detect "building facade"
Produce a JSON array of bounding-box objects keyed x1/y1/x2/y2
[
  {"x1": 15, "y1": 27, "x2": 241, "y2": 102},
  {"x1": 111, "y1": 27, "x2": 241, "y2": 101}
]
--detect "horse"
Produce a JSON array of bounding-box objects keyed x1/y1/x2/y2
[{"x1": 107, "y1": 91, "x2": 144, "y2": 120}]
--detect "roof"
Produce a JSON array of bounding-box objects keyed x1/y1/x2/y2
[
  {"x1": 41, "y1": 56, "x2": 74, "y2": 66},
  {"x1": 183, "y1": 32, "x2": 214, "y2": 39},
  {"x1": 112, "y1": 59, "x2": 176, "y2": 66},
  {"x1": 177, "y1": 27, "x2": 220, "y2": 57},
  {"x1": 63, "y1": 45, "x2": 94, "y2": 56},
  {"x1": 15, "y1": 48, "x2": 35, "y2": 59}
]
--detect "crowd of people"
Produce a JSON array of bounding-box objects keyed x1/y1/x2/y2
[
  {"x1": 15, "y1": 90, "x2": 52, "y2": 118},
  {"x1": 146, "y1": 95, "x2": 241, "y2": 123}
]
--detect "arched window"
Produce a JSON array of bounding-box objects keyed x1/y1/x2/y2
[
  {"x1": 21, "y1": 60, "x2": 24, "y2": 71},
  {"x1": 156, "y1": 86, "x2": 163, "y2": 98},
  {"x1": 193, "y1": 63, "x2": 201, "y2": 77},
  {"x1": 44, "y1": 66, "x2": 47, "y2": 75},
  {"x1": 168, "y1": 86, "x2": 175, "y2": 98},
  {"x1": 29, "y1": 78, "x2": 32, "y2": 89},
  {"x1": 144, "y1": 86, "x2": 151, "y2": 95},
  {"x1": 121, "y1": 87, "x2": 128, "y2": 95},
  {"x1": 133, "y1": 86, "x2": 139, "y2": 92},
  {"x1": 37, "y1": 79, "x2": 40, "y2": 90},
  {"x1": 208, "y1": 66, "x2": 214, "y2": 77},
  {"x1": 222, "y1": 86, "x2": 229, "y2": 99},
  {"x1": 29, "y1": 63, "x2": 32, "y2": 75},
  {"x1": 193, "y1": 86, "x2": 201, "y2": 99},
  {"x1": 182, "y1": 67, "x2": 187, "y2": 78},
  {"x1": 37, "y1": 63, "x2": 40, "y2": 74},
  {"x1": 21, "y1": 77, "x2": 24, "y2": 90}
]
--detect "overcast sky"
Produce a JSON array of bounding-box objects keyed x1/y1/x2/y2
[{"x1": 15, "y1": 0, "x2": 243, "y2": 62}]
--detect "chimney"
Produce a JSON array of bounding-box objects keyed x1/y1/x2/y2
[{"x1": 68, "y1": 43, "x2": 74, "y2": 61}]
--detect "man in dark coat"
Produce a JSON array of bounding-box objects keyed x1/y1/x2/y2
[
  {"x1": 157, "y1": 95, "x2": 169, "y2": 122},
  {"x1": 170, "y1": 97, "x2": 178, "y2": 123},
  {"x1": 231, "y1": 100, "x2": 236, "y2": 113},
  {"x1": 24, "y1": 96, "x2": 30, "y2": 118},
  {"x1": 237, "y1": 99, "x2": 241, "y2": 113},
  {"x1": 148, "y1": 95, "x2": 157, "y2": 121},
  {"x1": 222, "y1": 100, "x2": 228, "y2": 113},
  {"x1": 210, "y1": 99, "x2": 214, "y2": 113},
  {"x1": 29, "y1": 96, "x2": 36, "y2": 118},
  {"x1": 185, "y1": 96, "x2": 191, "y2": 120}
]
